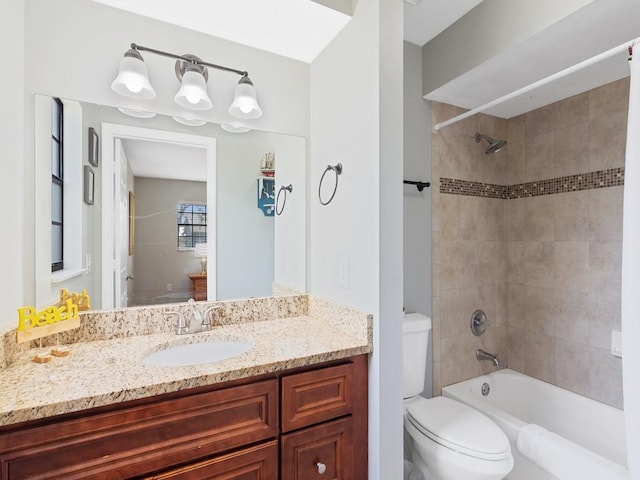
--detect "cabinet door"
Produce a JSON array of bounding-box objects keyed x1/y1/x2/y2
[
  {"x1": 281, "y1": 417, "x2": 352, "y2": 480},
  {"x1": 152, "y1": 441, "x2": 277, "y2": 480},
  {"x1": 281, "y1": 363, "x2": 353, "y2": 432},
  {"x1": 0, "y1": 380, "x2": 278, "y2": 480}
]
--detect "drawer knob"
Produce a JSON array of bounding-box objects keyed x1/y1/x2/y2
[{"x1": 316, "y1": 462, "x2": 327, "y2": 474}]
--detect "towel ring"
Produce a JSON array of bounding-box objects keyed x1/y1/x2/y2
[
  {"x1": 275, "y1": 184, "x2": 293, "y2": 216},
  {"x1": 318, "y1": 163, "x2": 343, "y2": 206}
]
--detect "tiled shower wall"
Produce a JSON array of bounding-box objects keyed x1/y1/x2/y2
[
  {"x1": 431, "y1": 103, "x2": 509, "y2": 396},
  {"x1": 431, "y1": 77, "x2": 628, "y2": 408}
]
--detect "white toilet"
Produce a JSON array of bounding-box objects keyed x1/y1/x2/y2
[{"x1": 403, "y1": 313, "x2": 513, "y2": 480}]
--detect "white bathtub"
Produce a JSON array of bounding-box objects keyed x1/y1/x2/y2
[{"x1": 442, "y1": 369, "x2": 627, "y2": 480}]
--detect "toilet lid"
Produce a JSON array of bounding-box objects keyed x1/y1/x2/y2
[{"x1": 406, "y1": 396, "x2": 511, "y2": 461}]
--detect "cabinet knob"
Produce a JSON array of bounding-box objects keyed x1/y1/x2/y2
[{"x1": 316, "y1": 462, "x2": 327, "y2": 474}]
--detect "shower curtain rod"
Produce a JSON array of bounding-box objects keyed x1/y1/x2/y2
[{"x1": 433, "y1": 38, "x2": 637, "y2": 131}]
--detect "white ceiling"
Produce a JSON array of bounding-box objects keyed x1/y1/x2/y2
[
  {"x1": 425, "y1": 0, "x2": 640, "y2": 119},
  {"x1": 91, "y1": 0, "x2": 351, "y2": 63},
  {"x1": 403, "y1": 0, "x2": 484, "y2": 47},
  {"x1": 122, "y1": 138, "x2": 206, "y2": 182},
  {"x1": 94, "y1": 0, "x2": 638, "y2": 123},
  {"x1": 96, "y1": 0, "x2": 485, "y2": 177},
  {"x1": 93, "y1": 0, "x2": 479, "y2": 62}
]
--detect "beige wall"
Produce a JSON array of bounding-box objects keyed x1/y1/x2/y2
[
  {"x1": 432, "y1": 77, "x2": 628, "y2": 408},
  {"x1": 132, "y1": 178, "x2": 206, "y2": 306}
]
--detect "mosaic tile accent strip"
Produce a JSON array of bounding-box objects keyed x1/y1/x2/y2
[
  {"x1": 440, "y1": 178, "x2": 508, "y2": 199},
  {"x1": 507, "y1": 168, "x2": 625, "y2": 199},
  {"x1": 440, "y1": 168, "x2": 625, "y2": 199}
]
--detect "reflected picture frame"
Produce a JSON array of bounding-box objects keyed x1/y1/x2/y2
[
  {"x1": 84, "y1": 166, "x2": 95, "y2": 205},
  {"x1": 88, "y1": 127, "x2": 99, "y2": 167}
]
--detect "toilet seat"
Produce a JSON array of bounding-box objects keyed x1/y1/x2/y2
[{"x1": 406, "y1": 396, "x2": 511, "y2": 461}]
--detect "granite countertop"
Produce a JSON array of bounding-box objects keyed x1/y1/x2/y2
[{"x1": 0, "y1": 297, "x2": 372, "y2": 427}]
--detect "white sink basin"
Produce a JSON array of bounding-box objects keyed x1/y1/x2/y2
[{"x1": 143, "y1": 341, "x2": 252, "y2": 367}]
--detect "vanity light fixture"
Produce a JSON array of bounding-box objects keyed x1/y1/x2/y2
[
  {"x1": 228, "y1": 75, "x2": 263, "y2": 119},
  {"x1": 111, "y1": 48, "x2": 156, "y2": 99},
  {"x1": 111, "y1": 43, "x2": 263, "y2": 119},
  {"x1": 173, "y1": 55, "x2": 212, "y2": 110}
]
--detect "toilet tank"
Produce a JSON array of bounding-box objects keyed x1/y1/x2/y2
[{"x1": 403, "y1": 313, "x2": 431, "y2": 399}]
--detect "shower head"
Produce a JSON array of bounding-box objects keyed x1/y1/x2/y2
[{"x1": 475, "y1": 133, "x2": 507, "y2": 154}]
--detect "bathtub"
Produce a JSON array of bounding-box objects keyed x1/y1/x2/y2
[{"x1": 442, "y1": 369, "x2": 627, "y2": 480}]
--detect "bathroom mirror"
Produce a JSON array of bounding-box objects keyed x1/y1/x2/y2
[{"x1": 34, "y1": 96, "x2": 306, "y2": 310}]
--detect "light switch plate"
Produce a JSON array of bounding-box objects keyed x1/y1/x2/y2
[{"x1": 611, "y1": 330, "x2": 622, "y2": 358}]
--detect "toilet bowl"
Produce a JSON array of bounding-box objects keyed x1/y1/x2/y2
[
  {"x1": 403, "y1": 313, "x2": 513, "y2": 480},
  {"x1": 404, "y1": 396, "x2": 513, "y2": 480}
]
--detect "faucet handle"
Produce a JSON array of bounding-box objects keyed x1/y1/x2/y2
[
  {"x1": 165, "y1": 310, "x2": 188, "y2": 335},
  {"x1": 202, "y1": 306, "x2": 220, "y2": 329}
]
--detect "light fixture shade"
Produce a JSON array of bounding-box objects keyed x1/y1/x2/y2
[
  {"x1": 194, "y1": 242, "x2": 208, "y2": 275},
  {"x1": 220, "y1": 124, "x2": 251, "y2": 133},
  {"x1": 228, "y1": 75, "x2": 263, "y2": 119},
  {"x1": 175, "y1": 69, "x2": 213, "y2": 110},
  {"x1": 194, "y1": 243, "x2": 208, "y2": 258},
  {"x1": 172, "y1": 116, "x2": 207, "y2": 127},
  {"x1": 118, "y1": 107, "x2": 157, "y2": 119},
  {"x1": 111, "y1": 49, "x2": 156, "y2": 100}
]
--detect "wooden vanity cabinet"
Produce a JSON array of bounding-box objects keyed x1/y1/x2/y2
[
  {"x1": 151, "y1": 441, "x2": 278, "y2": 479},
  {"x1": 280, "y1": 355, "x2": 368, "y2": 480},
  {"x1": 0, "y1": 379, "x2": 278, "y2": 480},
  {"x1": 281, "y1": 417, "x2": 353, "y2": 479},
  {"x1": 0, "y1": 354, "x2": 367, "y2": 480}
]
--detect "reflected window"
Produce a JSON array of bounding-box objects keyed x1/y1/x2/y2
[
  {"x1": 177, "y1": 202, "x2": 207, "y2": 250},
  {"x1": 51, "y1": 98, "x2": 64, "y2": 272}
]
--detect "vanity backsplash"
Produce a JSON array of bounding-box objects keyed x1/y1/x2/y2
[
  {"x1": 1, "y1": 295, "x2": 306, "y2": 371},
  {"x1": 0, "y1": 294, "x2": 372, "y2": 372}
]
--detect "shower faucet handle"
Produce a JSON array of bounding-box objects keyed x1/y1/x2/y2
[{"x1": 470, "y1": 309, "x2": 488, "y2": 336}]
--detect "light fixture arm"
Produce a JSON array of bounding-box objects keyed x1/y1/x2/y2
[{"x1": 130, "y1": 43, "x2": 248, "y2": 77}]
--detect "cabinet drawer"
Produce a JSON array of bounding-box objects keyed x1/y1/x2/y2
[
  {"x1": 151, "y1": 440, "x2": 278, "y2": 479},
  {"x1": 282, "y1": 363, "x2": 354, "y2": 432},
  {"x1": 281, "y1": 417, "x2": 353, "y2": 480},
  {"x1": 0, "y1": 380, "x2": 278, "y2": 480}
]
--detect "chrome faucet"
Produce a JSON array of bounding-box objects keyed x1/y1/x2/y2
[
  {"x1": 164, "y1": 311, "x2": 188, "y2": 335},
  {"x1": 164, "y1": 299, "x2": 219, "y2": 335},
  {"x1": 476, "y1": 349, "x2": 501, "y2": 367}
]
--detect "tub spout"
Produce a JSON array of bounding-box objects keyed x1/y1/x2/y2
[{"x1": 476, "y1": 349, "x2": 501, "y2": 367}]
